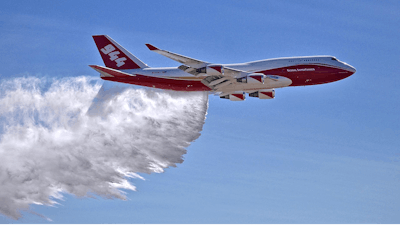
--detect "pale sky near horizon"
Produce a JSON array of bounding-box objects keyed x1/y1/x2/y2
[{"x1": 0, "y1": 0, "x2": 399, "y2": 223}]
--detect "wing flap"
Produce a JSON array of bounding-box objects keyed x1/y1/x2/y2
[{"x1": 201, "y1": 75, "x2": 235, "y2": 91}]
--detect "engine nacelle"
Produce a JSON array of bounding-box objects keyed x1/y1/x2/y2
[
  {"x1": 220, "y1": 91, "x2": 245, "y2": 101},
  {"x1": 206, "y1": 65, "x2": 223, "y2": 76},
  {"x1": 236, "y1": 73, "x2": 266, "y2": 84},
  {"x1": 249, "y1": 89, "x2": 275, "y2": 99}
]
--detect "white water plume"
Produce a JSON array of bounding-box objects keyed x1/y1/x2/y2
[{"x1": 0, "y1": 76, "x2": 208, "y2": 219}]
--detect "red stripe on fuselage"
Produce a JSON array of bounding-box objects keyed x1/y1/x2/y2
[
  {"x1": 100, "y1": 64, "x2": 354, "y2": 91},
  {"x1": 258, "y1": 64, "x2": 354, "y2": 86},
  {"x1": 101, "y1": 74, "x2": 211, "y2": 91}
]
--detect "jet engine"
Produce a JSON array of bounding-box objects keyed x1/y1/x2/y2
[
  {"x1": 249, "y1": 89, "x2": 275, "y2": 99},
  {"x1": 220, "y1": 91, "x2": 245, "y2": 101},
  {"x1": 236, "y1": 74, "x2": 266, "y2": 84},
  {"x1": 206, "y1": 65, "x2": 223, "y2": 76}
]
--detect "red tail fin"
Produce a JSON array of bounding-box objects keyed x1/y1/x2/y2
[{"x1": 92, "y1": 35, "x2": 148, "y2": 70}]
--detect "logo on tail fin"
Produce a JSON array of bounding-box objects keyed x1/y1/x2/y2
[
  {"x1": 101, "y1": 44, "x2": 127, "y2": 68},
  {"x1": 93, "y1": 35, "x2": 148, "y2": 69}
]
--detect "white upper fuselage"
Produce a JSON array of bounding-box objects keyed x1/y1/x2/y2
[{"x1": 122, "y1": 55, "x2": 356, "y2": 78}]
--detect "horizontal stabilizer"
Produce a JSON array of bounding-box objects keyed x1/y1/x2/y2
[{"x1": 89, "y1": 65, "x2": 134, "y2": 78}]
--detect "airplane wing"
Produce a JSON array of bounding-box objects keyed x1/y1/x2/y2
[
  {"x1": 144, "y1": 44, "x2": 291, "y2": 95},
  {"x1": 201, "y1": 75, "x2": 236, "y2": 92},
  {"x1": 144, "y1": 44, "x2": 249, "y2": 78},
  {"x1": 202, "y1": 72, "x2": 292, "y2": 97},
  {"x1": 145, "y1": 44, "x2": 207, "y2": 68}
]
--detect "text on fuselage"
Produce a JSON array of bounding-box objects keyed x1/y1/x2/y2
[{"x1": 287, "y1": 68, "x2": 315, "y2": 72}]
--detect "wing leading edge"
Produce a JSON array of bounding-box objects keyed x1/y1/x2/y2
[{"x1": 145, "y1": 44, "x2": 207, "y2": 68}]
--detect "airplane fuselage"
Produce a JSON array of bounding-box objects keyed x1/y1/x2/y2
[
  {"x1": 91, "y1": 35, "x2": 356, "y2": 100},
  {"x1": 101, "y1": 55, "x2": 356, "y2": 92}
]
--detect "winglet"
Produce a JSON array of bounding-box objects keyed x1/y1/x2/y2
[{"x1": 145, "y1": 44, "x2": 159, "y2": 51}]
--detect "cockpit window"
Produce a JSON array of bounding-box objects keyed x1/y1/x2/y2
[{"x1": 331, "y1": 57, "x2": 338, "y2": 61}]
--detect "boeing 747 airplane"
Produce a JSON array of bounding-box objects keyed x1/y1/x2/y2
[{"x1": 90, "y1": 35, "x2": 356, "y2": 101}]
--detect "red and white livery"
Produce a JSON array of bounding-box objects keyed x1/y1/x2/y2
[{"x1": 90, "y1": 35, "x2": 356, "y2": 101}]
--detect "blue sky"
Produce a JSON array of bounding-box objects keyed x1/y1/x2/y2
[{"x1": 0, "y1": 0, "x2": 399, "y2": 223}]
